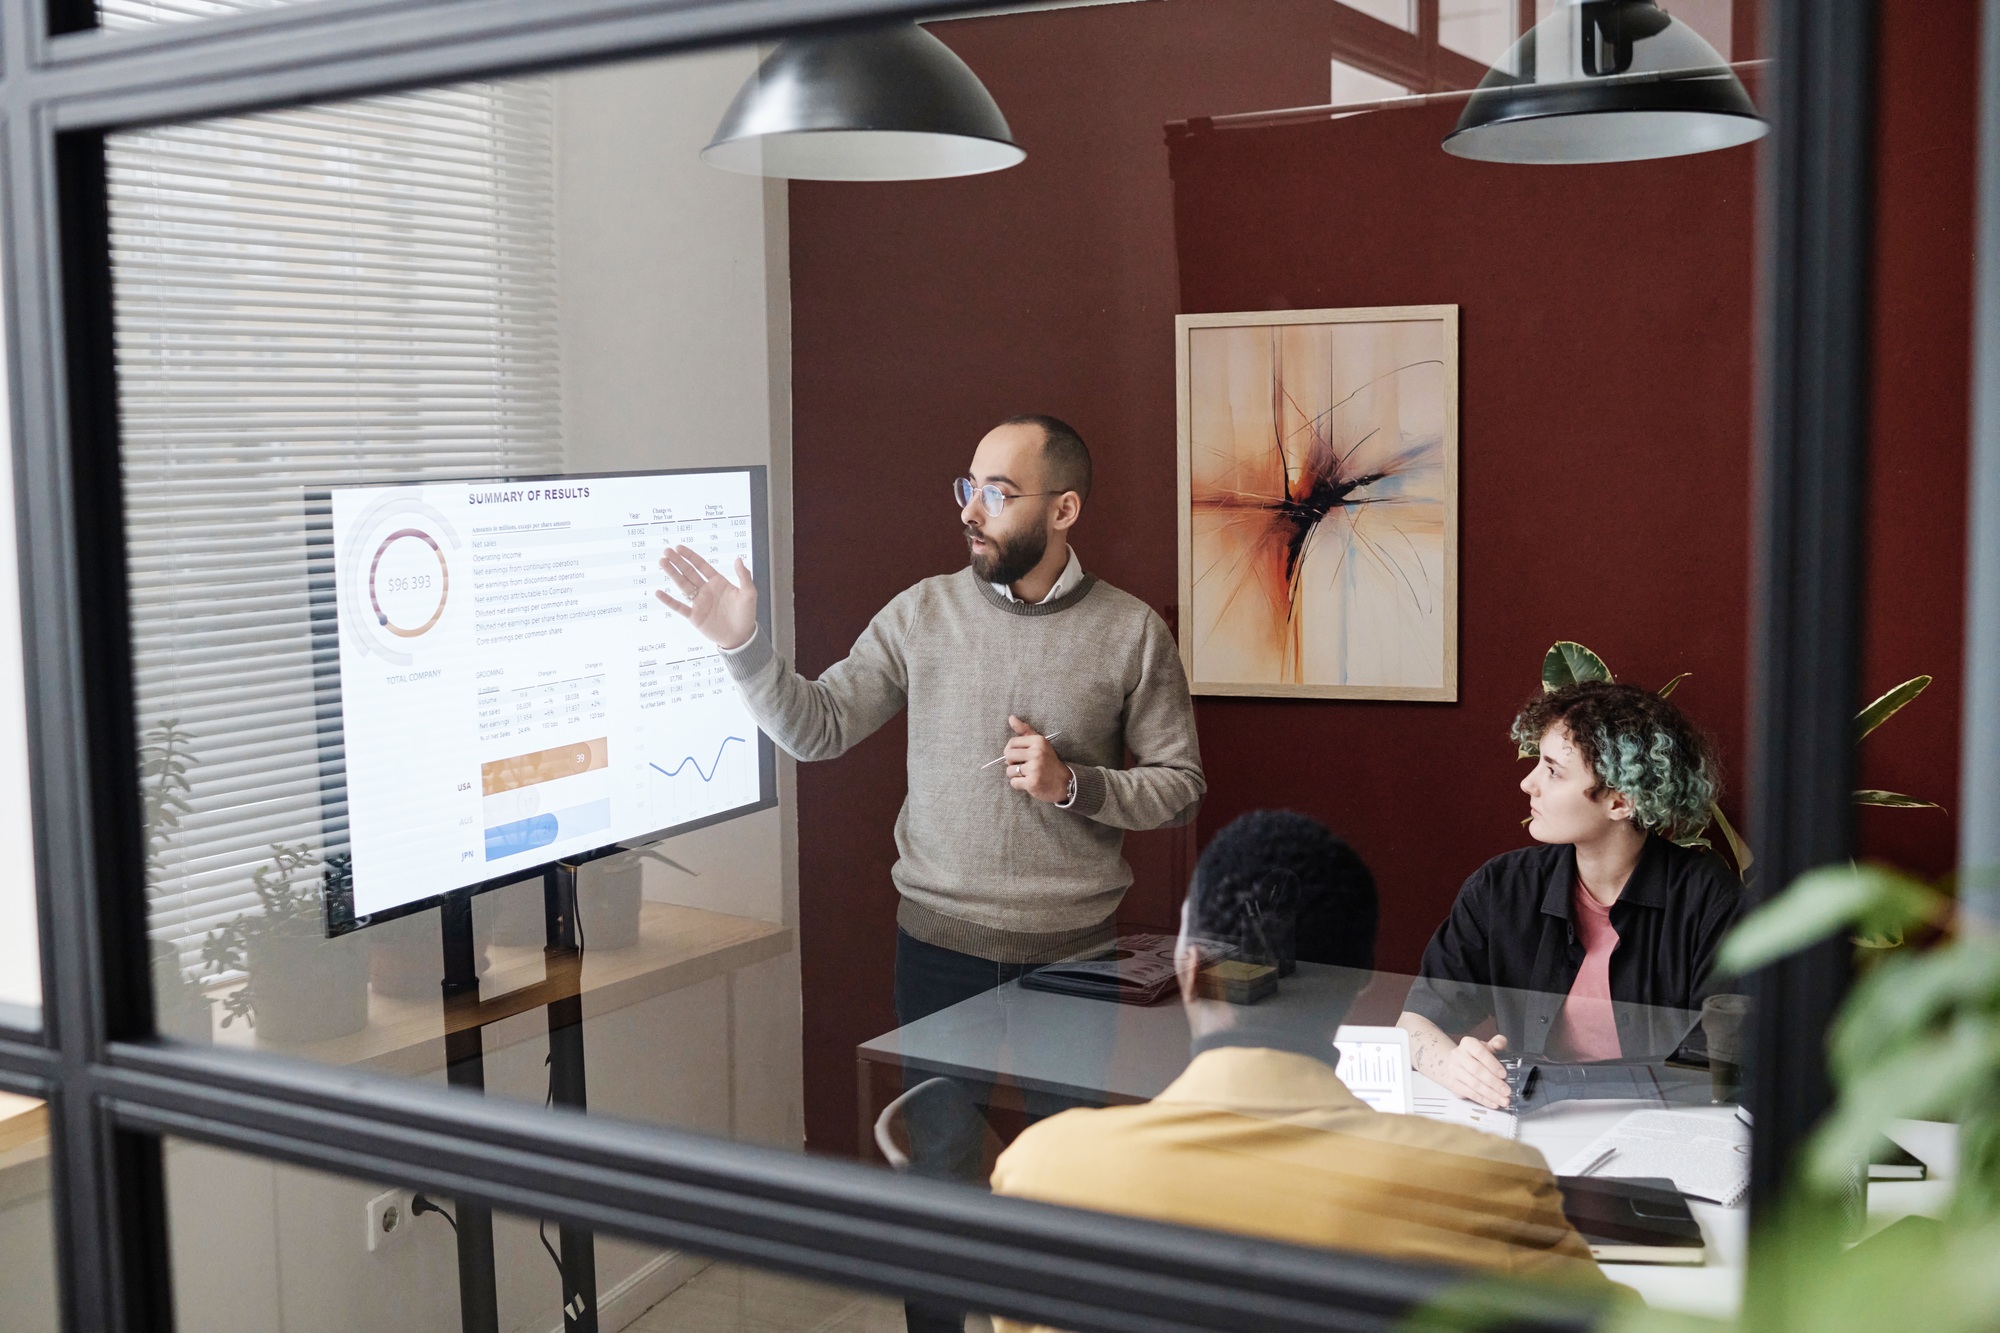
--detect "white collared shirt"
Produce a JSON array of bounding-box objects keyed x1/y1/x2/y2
[{"x1": 993, "y1": 547, "x2": 1084, "y2": 606}]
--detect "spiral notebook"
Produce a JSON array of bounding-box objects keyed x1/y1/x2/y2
[{"x1": 1558, "y1": 1109, "x2": 1752, "y2": 1207}]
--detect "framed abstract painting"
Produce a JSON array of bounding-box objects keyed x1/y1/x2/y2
[{"x1": 1176, "y1": 305, "x2": 1459, "y2": 701}]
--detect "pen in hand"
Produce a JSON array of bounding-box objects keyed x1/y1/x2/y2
[{"x1": 980, "y1": 732, "x2": 1063, "y2": 769}]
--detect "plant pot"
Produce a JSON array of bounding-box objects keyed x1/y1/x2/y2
[
  {"x1": 489, "y1": 866, "x2": 644, "y2": 950},
  {"x1": 368, "y1": 910, "x2": 491, "y2": 999},
  {"x1": 151, "y1": 940, "x2": 212, "y2": 1043},
  {"x1": 489, "y1": 880, "x2": 549, "y2": 947},
  {"x1": 579, "y1": 861, "x2": 644, "y2": 951},
  {"x1": 248, "y1": 931, "x2": 369, "y2": 1043}
]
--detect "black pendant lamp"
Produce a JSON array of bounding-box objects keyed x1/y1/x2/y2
[
  {"x1": 1443, "y1": 0, "x2": 1765, "y2": 164},
  {"x1": 702, "y1": 24, "x2": 1024, "y2": 181}
]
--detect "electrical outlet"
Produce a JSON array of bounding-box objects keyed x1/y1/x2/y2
[{"x1": 364, "y1": 1189, "x2": 413, "y2": 1253}]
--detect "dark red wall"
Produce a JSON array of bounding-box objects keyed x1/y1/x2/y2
[
  {"x1": 1167, "y1": 99, "x2": 1758, "y2": 971},
  {"x1": 786, "y1": 0, "x2": 1973, "y2": 1159},
  {"x1": 787, "y1": 0, "x2": 1356, "y2": 1158},
  {"x1": 1856, "y1": 0, "x2": 1977, "y2": 876}
]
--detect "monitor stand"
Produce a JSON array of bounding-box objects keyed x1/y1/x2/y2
[{"x1": 440, "y1": 863, "x2": 602, "y2": 1333}]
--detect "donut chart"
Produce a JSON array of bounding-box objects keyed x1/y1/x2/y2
[{"x1": 367, "y1": 528, "x2": 450, "y2": 638}]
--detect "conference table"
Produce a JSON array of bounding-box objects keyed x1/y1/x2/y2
[{"x1": 857, "y1": 961, "x2": 1752, "y2": 1317}]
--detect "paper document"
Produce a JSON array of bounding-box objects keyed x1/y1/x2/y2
[
  {"x1": 1331, "y1": 1026, "x2": 1413, "y2": 1114},
  {"x1": 1558, "y1": 1109, "x2": 1751, "y2": 1207},
  {"x1": 1410, "y1": 1094, "x2": 1521, "y2": 1140}
]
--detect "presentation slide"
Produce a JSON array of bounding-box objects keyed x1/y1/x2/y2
[{"x1": 323, "y1": 469, "x2": 770, "y2": 921}]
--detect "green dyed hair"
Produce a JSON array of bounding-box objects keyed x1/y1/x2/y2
[{"x1": 1510, "y1": 680, "x2": 1720, "y2": 839}]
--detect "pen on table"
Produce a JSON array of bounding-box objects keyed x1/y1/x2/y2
[
  {"x1": 1576, "y1": 1147, "x2": 1618, "y2": 1178},
  {"x1": 980, "y1": 732, "x2": 1063, "y2": 769}
]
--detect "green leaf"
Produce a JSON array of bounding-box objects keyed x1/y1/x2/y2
[
  {"x1": 1856, "y1": 675, "x2": 1932, "y2": 742},
  {"x1": 1827, "y1": 942, "x2": 2000, "y2": 1084},
  {"x1": 1656, "y1": 671, "x2": 1691, "y2": 699},
  {"x1": 1542, "y1": 641, "x2": 1613, "y2": 691},
  {"x1": 1854, "y1": 789, "x2": 1943, "y2": 810},
  {"x1": 1716, "y1": 863, "x2": 1946, "y2": 977},
  {"x1": 1709, "y1": 801, "x2": 1753, "y2": 878},
  {"x1": 1806, "y1": 1015, "x2": 2000, "y2": 1191},
  {"x1": 1600, "y1": 1307, "x2": 1729, "y2": 1333}
]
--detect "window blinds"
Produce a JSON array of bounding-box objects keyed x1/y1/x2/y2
[
  {"x1": 99, "y1": 0, "x2": 301, "y2": 28},
  {"x1": 109, "y1": 80, "x2": 563, "y2": 968}
]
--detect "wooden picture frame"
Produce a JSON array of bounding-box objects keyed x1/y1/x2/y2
[{"x1": 1175, "y1": 305, "x2": 1459, "y2": 701}]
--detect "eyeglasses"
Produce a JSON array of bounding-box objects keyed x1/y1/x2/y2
[{"x1": 954, "y1": 477, "x2": 1057, "y2": 517}]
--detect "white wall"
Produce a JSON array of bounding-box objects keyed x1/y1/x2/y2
[
  {"x1": 0, "y1": 1151, "x2": 55, "y2": 1333},
  {"x1": 554, "y1": 50, "x2": 801, "y2": 936},
  {"x1": 551, "y1": 45, "x2": 804, "y2": 1149},
  {"x1": 0, "y1": 288, "x2": 41, "y2": 1021}
]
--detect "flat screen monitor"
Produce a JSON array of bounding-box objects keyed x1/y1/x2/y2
[{"x1": 308, "y1": 467, "x2": 775, "y2": 932}]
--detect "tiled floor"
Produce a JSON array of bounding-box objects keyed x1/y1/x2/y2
[{"x1": 630, "y1": 1261, "x2": 998, "y2": 1333}]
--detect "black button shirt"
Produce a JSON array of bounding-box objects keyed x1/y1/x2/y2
[{"x1": 1402, "y1": 835, "x2": 1744, "y2": 1059}]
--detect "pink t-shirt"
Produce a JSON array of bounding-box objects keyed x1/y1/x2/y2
[{"x1": 1552, "y1": 879, "x2": 1622, "y2": 1061}]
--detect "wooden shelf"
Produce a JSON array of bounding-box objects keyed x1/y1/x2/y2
[
  {"x1": 210, "y1": 901, "x2": 791, "y2": 1078},
  {"x1": 0, "y1": 1092, "x2": 45, "y2": 1156},
  {"x1": 0, "y1": 904, "x2": 788, "y2": 1183}
]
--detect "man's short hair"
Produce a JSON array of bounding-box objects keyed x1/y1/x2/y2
[
  {"x1": 1510, "y1": 680, "x2": 1720, "y2": 840},
  {"x1": 1187, "y1": 810, "x2": 1377, "y2": 971},
  {"x1": 1002, "y1": 413, "x2": 1091, "y2": 502}
]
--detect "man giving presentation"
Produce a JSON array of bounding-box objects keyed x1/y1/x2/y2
[{"x1": 655, "y1": 413, "x2": 1205, "y2": 1021}]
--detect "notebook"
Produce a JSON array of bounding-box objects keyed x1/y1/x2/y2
[
  {"x1": 1868, "y1": 1136, "x2": 1928, "y2": 1181},
  {"x1": 1556, "y1": 1175, "x2": 1707, "y2": 1265},
  {"x1": 1018, "y1": 934, "x2": 1181, "y2": 1005},
  {"x1": 1558, "y1": 1109, "x2": 1752, "y2": 1207}
]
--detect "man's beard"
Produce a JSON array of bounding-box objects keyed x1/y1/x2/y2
[{"x1": 966, "y1": 523, "x2": 1048, "y2": 586}]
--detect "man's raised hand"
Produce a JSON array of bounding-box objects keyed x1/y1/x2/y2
[{"x1": 657, "y1": 545, "x2": 758, "y2": 650}]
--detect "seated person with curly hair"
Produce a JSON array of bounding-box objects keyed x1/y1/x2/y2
[
  {"x1": 1398, "y1": 682, "x2": 1744, "y2": 1110},
  {"x1": 1186, "y1": 807, "x2": 1380, "y2": 969}
]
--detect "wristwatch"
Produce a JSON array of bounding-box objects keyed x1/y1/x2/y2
[{"x1": 1056, "y1": 766, "x2": 1078, "y2": 809}]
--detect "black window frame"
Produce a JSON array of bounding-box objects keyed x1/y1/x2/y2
[{"x1": 0, "y1": 0, "x2": 1877, "y2": 1328}]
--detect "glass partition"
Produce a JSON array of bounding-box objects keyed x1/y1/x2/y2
[
  {"x1": 120, "y1": 45, "x2": 804, "y2": 1152},
  {"x1": 102, "y1": 2, "x2": 1809, "y2": 1323}
]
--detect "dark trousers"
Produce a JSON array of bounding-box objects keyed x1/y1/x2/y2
[
  {"x1": 895, "y1": 926, "x2": 1040, "y2": 1031},
  {"x1": 892, "y1": 929, "x2": 1073, "y2": 1333}
]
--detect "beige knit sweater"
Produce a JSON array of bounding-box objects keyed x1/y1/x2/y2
[{"x1": 721, "y1": 567, "x2": 1205, "y2": 962}]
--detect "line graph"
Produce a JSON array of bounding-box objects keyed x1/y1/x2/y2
[{"x1": 649, "y1": 735, "x2": 748, "y2": 785}]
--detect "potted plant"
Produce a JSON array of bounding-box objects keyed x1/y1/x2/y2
[
  {"x1": 140, "y1": 718, "x2": 213, "y2": 1042},
  {"x1": 200, "y1": 843, "x2": 369, "y2": 1043}
]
